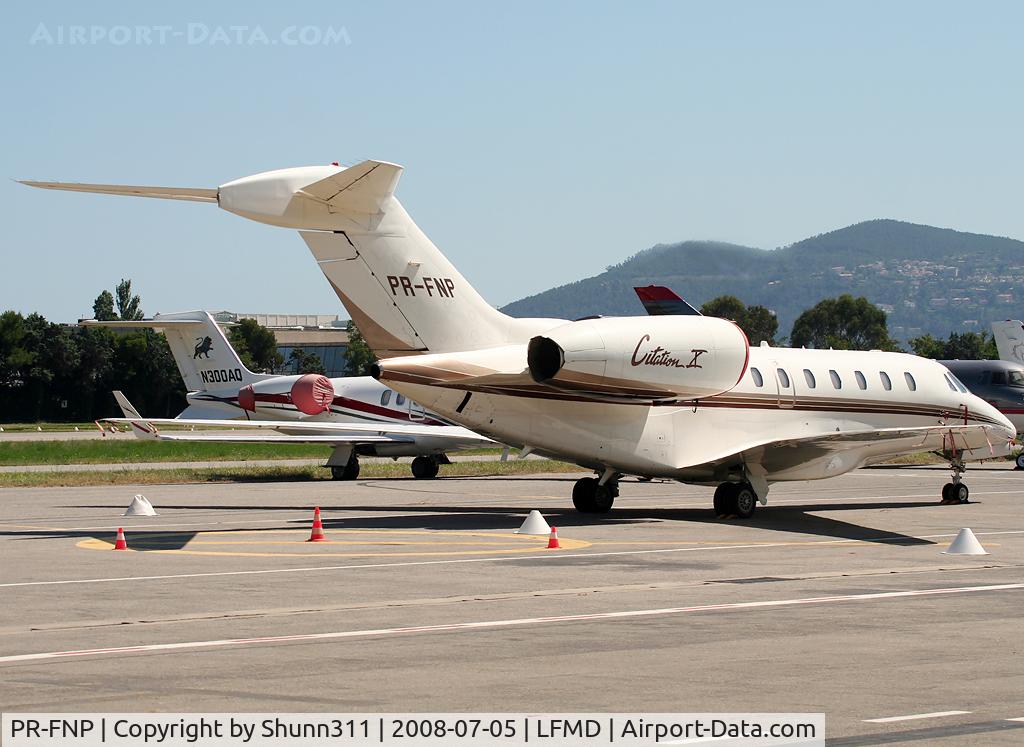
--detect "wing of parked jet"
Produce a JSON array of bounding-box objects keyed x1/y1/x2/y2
[
  {"x1": 109, "y1": 391, "x2": 491, "y2": 446},
  {"x1": 671, "y1": 422, "x2": 1003, "y2": 497}
]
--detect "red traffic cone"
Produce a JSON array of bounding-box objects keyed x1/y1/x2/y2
[
  {"x1": 113, "y1": 527, "x2": 128, "y2": 551},
  {"x1": 546, "y1": 526, "x2": 561, "y2": 549},
  {"x1": 307, "y1": 507, "x2": 326, "y2": 543}
]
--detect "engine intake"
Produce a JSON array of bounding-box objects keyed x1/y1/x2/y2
[{"x1": 527, "y1": 316, "x2": 749, "y2": 401}]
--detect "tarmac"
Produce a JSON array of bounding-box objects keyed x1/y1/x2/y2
[{"x1": 1, "y1": 465, "x2": 1023, "y2": 744}]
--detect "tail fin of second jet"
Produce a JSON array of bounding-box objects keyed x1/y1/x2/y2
[
  {"x1": 992, "y1": 320, "x2": 1024, "y2": 364},
  {"x1": 81, "y1": 311, "x2": 272, "y2": 392}
]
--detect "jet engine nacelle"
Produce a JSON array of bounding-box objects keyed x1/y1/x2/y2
[
  {"x1": 237, "y1": 373, "x2": 335, "y2": 415},
  {"x1": 527, "y1": 316, "x2": 749, "y2": 401}
]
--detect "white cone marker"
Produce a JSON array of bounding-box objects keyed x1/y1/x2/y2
[
  {"x1": 516, "y1": 510, "x2": 551, "y2": 535},
  {"x1": 123, "y1": 494, "x2": 157, "y2": 517},
  {"x1": 943, "y1": 528, "x2": 988, "y2": 556}
]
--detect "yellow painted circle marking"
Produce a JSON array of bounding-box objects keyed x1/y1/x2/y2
[{"x1": 76, "y1": 529, "x2": 591, "y2": 558}]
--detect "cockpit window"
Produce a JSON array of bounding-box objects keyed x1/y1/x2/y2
[
  {"x1": 1009, "y1": 370, "x2": 1024, "y2": 388},
  {"x1": 380, "y1": 390, "x2": 392, "y2": 406},
  {"x1": 944, "y1": 373, "x2": 958, "y2": 392},
  {"x1": 948, "y1": 373, "x2": 969, "y2": 394}
]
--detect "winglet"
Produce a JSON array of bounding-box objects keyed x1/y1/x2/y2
[
  {"x1": 634, "y1": 285, "x2": 702, "y2": 316},
  {"x1": 111, "y1": 391, "x2": 159, "y2": 440}
]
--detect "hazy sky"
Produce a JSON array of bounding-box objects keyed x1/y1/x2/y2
[{"x1": 3, "y1": 1, "x2": 1023, "y2": 321}]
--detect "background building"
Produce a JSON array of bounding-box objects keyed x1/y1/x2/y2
[{"x1": 212, "y1": 311, "x2": 351, "y2": 377}]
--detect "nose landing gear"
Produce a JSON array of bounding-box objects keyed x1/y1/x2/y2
[
  {"x1": 572, "y1": 476, "x2": 618, "y2": 513},
  {"x1": 940, "y1": 459, "x2": 970, "y2": 504}
]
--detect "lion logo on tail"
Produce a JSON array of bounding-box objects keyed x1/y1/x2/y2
[{"x1": 193, "y1": 336, "x2": 213, "y2": 359}]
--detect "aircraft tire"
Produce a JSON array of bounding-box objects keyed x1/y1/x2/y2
[
  {"x1": 940, "y1": 482, "x2": 954, "y2": 503},
  {"x1": 953, "y1": 483, "x2": 970, "y2": 504},
  {"x1": 592, "y1": 483, "x2": 615, "y2": 513},
  {"x1": 713, "y1": 483, "x2": 736, "y2": 516},
  {"x1": 332, "y1": 458, "x2": 360, "y2": 481},
  {"x1": 411, "y1": 456, "x2": 440, "y2": 479},
  {"x1": 1016, "y1": 453, "x2": 1024, "y2": 470},
  {"x1": 572, "y1": 477, "x2": 598, "y2": 512},
  {"x1": 734, "y1": 484, "x2": 758, "y2": 519}
]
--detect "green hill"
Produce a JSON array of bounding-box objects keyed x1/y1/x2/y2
[{"x1": 499, "y1": 219, "x2": 1024, "y2": 342}]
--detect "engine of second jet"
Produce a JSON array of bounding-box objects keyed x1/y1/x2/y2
[
  {"x1": 527, "y1": 316, "x2": 749, "y2": 401},
  {"x1": 236, "y1": 373, "x2": 335, "y2": 415}
]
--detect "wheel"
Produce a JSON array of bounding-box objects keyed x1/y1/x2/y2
[
  {"x1": 331, "y1": 458, "x2": 360, "y2": 481},
  {"x1": 733, "y1": 485, "x2": 758, "y2": 519},
  {"x1": 1015, "y1": 453, "x2": 1024, "y2": 470},
  {"x1": 953, "y1": 483, "x2": 969, "y2": 504},
  {"x1": 592, "y1": 483, "x2": 615, "y2": 513},
  {"x1": 411, "y1": 456, "x2": 439, "y2": 479},
  {"x1": 940, "y1": 482, "x2": 954, "y2": 503},
  {"x1": 572, "y1": 477, "x2": 598, "y2": 512},
  {"x1": 713, "y1": 483, "x2": 736, "y2": 515}
]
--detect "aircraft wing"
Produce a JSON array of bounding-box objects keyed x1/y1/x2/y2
[
  {"x1": 106, "y1": 391, "x2": 491, "y2": 446},
  {"x1": 676, "y1": 423, "x2": 1007, "y2": 485}
]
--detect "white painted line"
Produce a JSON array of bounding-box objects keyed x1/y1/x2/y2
[
  {"x1": 1, "y1": 530, "x2": 1020, "y2": 589},
  {"x1": 1006, "y1": 717, "x2": 1024, "y2": 722},
  {"x1": 863, "y1": 710, "x2": 971, "y2": 723},
  {"x1": 0, "y1": 583, "x2": 1020, "y2": 665}
]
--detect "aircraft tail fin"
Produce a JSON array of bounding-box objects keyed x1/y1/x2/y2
[
  {"x1": 991, "y1": 320, "x2": 1024, "y2": 364},
  {"x1": 82, "y1": 311, "x2": 271, "y2": 392},
  {"x1": 634, "y1": 285, "x2": 703, "y2": 316}
]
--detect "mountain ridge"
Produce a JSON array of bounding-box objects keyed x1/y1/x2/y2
[{"x1": 499, "y1": 219, "x2": 1024, "y2": 341}]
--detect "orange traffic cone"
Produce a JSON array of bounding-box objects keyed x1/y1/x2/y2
[
  {"x1": 113, "y1": 527, "x2": 128, "y2": 551},
  {"x1": 546, "y1": 526, "x2": 561, "y2": 549},
  {"x1": 307, "y1": 507, "x2": 326, "y2": 542}
]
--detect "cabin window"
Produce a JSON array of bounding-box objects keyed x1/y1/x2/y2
[
  {"x1": 879, "y1": 371, "x2": 892, "y2": 391},
  {"x1": 829, "y1": 370, "x2": 842, "y2": 389},
  {"x1": 904, "y1": 372, "x2": 917, "y2": 391},
  {"x1": 750, "y1": 367, "x2": 764, "y2": 387},
  {"x1": 944, "y1": 373, "x2": 958, "y2": 392},
  {"x1": 380, "y1": 390, "x2": 392, "y2": 406},
  {"x1": 854, "y1": 371, "x2": 867, "y2": 390},
  {"x1": 777, "y1": 368, "x2": 791, "y2": 389},
  {"x1": 803, "y1": 369, "x2": 816, "y2": 388},
  {"x1": 396, "y1": 394, "x2": 406, "y2": 406}
]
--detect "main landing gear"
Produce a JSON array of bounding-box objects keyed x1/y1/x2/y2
[
  {"x1": 411, "y1": 455, "x2": 440, "y2": 479},
  {"x1": 713, "y1": 482, "x2": 758, "y2": 519},
  {"x1": 940, "y1": 459, "x2": 970, "y2": 505},
  {"x1": 331, "y1": 455, "x2": 361, "y2": 481},
  {"x1": 572, "y1": 476, "x2": 618, "y2": 513}
]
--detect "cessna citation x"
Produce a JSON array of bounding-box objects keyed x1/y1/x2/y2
[
  {"x1": 21, "y1": 161, "x2": 1015, "y2": 517},
  {"x1": 81, "y1": 310, "x2": 492, "y2": 479}
]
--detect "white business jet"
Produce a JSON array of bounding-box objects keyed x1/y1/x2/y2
[
  {"x1": 81, "y1": 310, "x2": 492, "y2": 479},
  {"x1": 21, "y1": 161, "x2": 1015, "y2": 516}
]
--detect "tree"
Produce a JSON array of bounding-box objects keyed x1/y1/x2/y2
[
  {"x1": 790, "y1": 295, "x2": 897, "y2": 351},
  {"x1": 343, "y1": 320, "x2": 377, "y2": 376},
  {"x1": 92, "y1": 290, "x2": 117, "y2": 321},
  {"x1": 115, "y1": 279, "x2": 143, "y2": 320},
  {"x1": 700, "y1": 295, "x2": 778, "y2": 345},
  {"x1": 288, "y1": 348, "x2": 326, "y2": 375},
  {"x1": 910, "y1": 331, "x2": 997, "y2": 360},
  {"x1": 228, "y1": 318, "x2": 283, "y2": 372}
]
